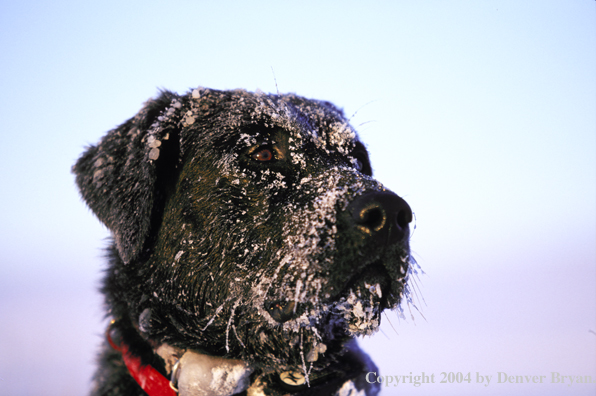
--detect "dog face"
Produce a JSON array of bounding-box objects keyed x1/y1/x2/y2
[{"x1": 74, "y1": 87, "x2": 413, "y2": 378}]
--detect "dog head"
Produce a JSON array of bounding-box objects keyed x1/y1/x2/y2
[{"x1": 74, "y1": 87, "x2": 414, "y2": 375}]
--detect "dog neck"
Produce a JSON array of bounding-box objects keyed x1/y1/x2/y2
[{"x1": 106, "y1": 322, "x2": 357, "y2": 395}]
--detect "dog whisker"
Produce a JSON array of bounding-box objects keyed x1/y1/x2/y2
[{"x1": 384, "y1": 311, "x2": 399, "y2": 336}]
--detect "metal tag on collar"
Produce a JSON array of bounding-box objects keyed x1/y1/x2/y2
[{"x1": 279, "y1": 370, "x2": 306, "y2": 386}]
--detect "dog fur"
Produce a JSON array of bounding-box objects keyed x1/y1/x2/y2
[{"x1": 74, "y1": 87, "x2": 414, "y2": 396}]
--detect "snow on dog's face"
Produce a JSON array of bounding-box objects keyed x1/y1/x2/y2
[{"x1": 75, "y1": 87, "x2": 413, "y2": 374}]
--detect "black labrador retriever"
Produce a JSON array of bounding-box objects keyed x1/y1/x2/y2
[{"x1": 74, "y1": 87, "x2": 414, "y2": 396}]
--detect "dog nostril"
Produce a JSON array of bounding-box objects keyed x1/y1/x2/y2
[
  {"x1": 357, "y1": 205, "x2": 386, "y2": 233},
  {"x1": 396, "y1": 208, "x2": 412, "y2": 229}
]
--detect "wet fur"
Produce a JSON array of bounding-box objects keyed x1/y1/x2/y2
[{"x1": 74, "y1": 87, "x2": 413, "y2": 395}]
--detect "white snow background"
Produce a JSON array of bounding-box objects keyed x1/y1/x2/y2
[{"x1": 0, "y1": 1, "x2": 594, "y2": 395}]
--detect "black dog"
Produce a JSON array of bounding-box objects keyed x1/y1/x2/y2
[{"x1": 74, "y1": 87, "x2": 414, "y2": 396}]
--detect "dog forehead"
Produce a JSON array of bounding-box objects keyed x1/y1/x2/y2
[{"x1": 190, "y1": 88, "x2": 358, "y2": 156}]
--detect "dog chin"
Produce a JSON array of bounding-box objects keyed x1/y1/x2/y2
[
  {"x1": 261, "y1": 265, "x2": 400, "y2": 339},
  {"x1": 267, "y1": 285, "x2": 386, "y2": 341},
  {"x1": 322, "y1": 261, "x2": 400, "y2": 337},
  {"x1": 326, "y1": 286, "x2": 384, "y2": 337}
]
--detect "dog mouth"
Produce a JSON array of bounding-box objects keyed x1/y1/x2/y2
[
  {"x1": 263, "y1": 261, "x2": 393, "y2": 326},
  {"x1": 336, "y1": 261, "x2": 391, "y2": 306},
  {"x1": 324, "y1": 261, "x2": 392, "y2": 336}
]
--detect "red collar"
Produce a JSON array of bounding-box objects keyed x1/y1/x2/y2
[{"x1": 107, "y1": 324, "x2": 177, "y2": 396}]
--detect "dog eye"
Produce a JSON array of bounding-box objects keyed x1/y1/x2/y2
[{"x1": 251, "y1": 148, "x2": 274, "y2": 162}]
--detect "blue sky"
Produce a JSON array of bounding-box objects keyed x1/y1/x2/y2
[{"x1": 1, "y1": 1, "x2": 595, "y2": 395}]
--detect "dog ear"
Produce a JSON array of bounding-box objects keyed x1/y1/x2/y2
[{"x1": 73, "y1": 91, "x2": 179, "y2": 264}]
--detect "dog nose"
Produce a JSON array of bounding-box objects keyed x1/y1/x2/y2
[{"x1": 348, "y1": 191, "x2": 412, "y2": 244}]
